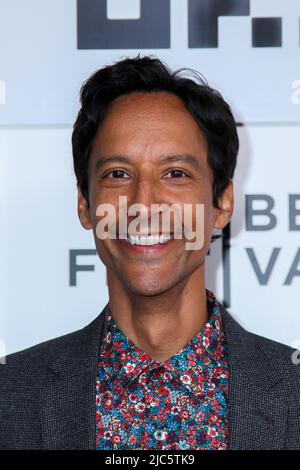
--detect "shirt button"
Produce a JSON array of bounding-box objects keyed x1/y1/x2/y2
[{"x1": 154, "y1": 430, "x2": 167, "y2": 441}]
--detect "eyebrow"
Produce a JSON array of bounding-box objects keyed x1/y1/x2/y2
[{"x1": 93, "y1": 154, "x2": 202, "y2": 173}]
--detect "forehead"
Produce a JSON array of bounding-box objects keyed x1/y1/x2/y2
[
  {"x1": 107, "y1": 91, "x2": 189, "y2": 116},
  {"x1": 95, "y1": 91, "x2": 206, "y2": 149}
]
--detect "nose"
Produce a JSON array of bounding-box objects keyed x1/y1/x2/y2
[
  {"x1": 130, "y1": 174, "x2": 159, "y2": 213},
  {"x1": 125, "y1": 174, "x2": 165, "y2": 233}
]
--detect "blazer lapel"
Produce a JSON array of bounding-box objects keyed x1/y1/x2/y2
[
  {"x1": 220, "y1": 305, "x2": 289, "y2": 450},
  {"x1": 40, "y1": 304, "x2": 108, "y2": 450}
]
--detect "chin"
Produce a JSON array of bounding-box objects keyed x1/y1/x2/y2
[{"x1": 125, "y1": 278, "x2": 174, "y2": 297}]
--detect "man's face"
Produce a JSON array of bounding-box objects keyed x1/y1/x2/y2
[{"x1": 78, "y1": 92, "x2": 232, "y2": 296}]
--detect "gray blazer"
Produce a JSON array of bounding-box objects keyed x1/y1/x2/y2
[{"x1": 0, "y1": 303, "x2": 300, "y2": 450}]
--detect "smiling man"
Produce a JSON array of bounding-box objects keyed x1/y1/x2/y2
[{"x1": 1, "y1": 56, "x2": 300, "y2": 450}]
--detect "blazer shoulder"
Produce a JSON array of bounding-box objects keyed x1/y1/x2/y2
[
  {"x1": 0, "y1": 321, "x2": 93, "y2": 374},
  {"x1": 246, "y1": 328, "x2": 300, "y2": 386},
  {"x1": 0, "y1": 307, "x2": 107, "y2": 375},
  {"x1": 248, "y1": 328, "x2": 298, "y2": 358},
  {"x1": 0, "y1": 328, "x2": 85, "y2": 448},
  {"x1": 0, "y1": 323, "x2": 90, "y2": 450},
  {"x1": 220, "y1": 306, "x2": 300, "y2": 391},
  {"x1": 0, "y1": 330, "x2": 79, "y2": 377}
]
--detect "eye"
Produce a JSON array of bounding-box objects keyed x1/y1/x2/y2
[
  {"x1": 104, "y1": 169, "x2": 130, "y2": 179},
  {"x1": 164, "y1": 169, "x2": 189, "y2": 178}
]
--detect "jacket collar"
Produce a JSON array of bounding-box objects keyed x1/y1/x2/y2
[{"x1": 41, "y1": 302, "x2": 288, "y2": 450}]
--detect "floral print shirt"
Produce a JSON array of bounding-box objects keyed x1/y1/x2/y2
[{"x1": 95, "y1": 289, "x2": 229, "y2": 450}]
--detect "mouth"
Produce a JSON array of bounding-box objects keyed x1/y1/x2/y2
[{"x1": 116, "y1": 232, "x2": 177, "y2": 253}]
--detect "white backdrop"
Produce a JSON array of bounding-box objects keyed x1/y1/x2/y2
[{"x1": 0, "y1": 0, "x2": 299, "y2": 355}]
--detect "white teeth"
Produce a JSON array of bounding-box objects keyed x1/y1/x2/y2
[{"x1": 126, "y1": 234, "x2": 172, "y2": 246}]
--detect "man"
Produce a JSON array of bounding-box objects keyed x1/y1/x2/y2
[{"x1": 0, "y1": 56, "x2": 299, "y2": 450}]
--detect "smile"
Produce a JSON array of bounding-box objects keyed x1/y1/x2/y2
[
  {"x1": 125, "y1": 233, "x2": 173, "y2": 246},
  {"x1": 117, "y1": 233, "x2": 176, "y2": 253}
]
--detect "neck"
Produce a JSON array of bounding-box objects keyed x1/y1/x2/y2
[{"x1": 106, "y1": 264, "x2": 208, "y2": 362}]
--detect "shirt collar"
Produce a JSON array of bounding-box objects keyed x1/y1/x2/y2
[{"x1": 99, "y1": 289, "x2": 227, "y2": 393}]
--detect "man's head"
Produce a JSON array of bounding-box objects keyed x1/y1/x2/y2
[{"x1": 72, "y1": 56, "x2": 238, "y2": 296}]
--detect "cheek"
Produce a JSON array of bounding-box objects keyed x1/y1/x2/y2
[
  {"x1": 92, "y1": 235, "x2": 115, "y2": 270},
  {"x1": 181, "y1": 195, "x2": 212, "y2": 230}
]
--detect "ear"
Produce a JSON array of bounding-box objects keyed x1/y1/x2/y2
[
  {"x1": 77, "y1": 184, "x2": 92, "y2": 230},
  {"x1": 213, "y1": 179, "x2": 234, "y2": 230}
]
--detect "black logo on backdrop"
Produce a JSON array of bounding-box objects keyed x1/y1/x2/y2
[
  {"x1": 77, "y1": 0, "x2": 284, "y2": 50},
  {"x1": 77, "y1": 0, "x2": 170, "y2": 49}
]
